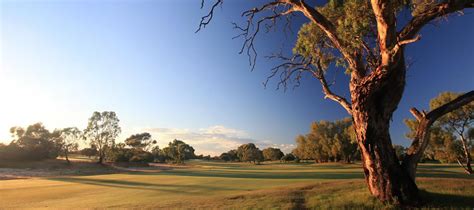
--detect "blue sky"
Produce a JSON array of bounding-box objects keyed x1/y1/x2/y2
[{"x1": 0, "y1": 0, "x2": 473, "y2": 155}]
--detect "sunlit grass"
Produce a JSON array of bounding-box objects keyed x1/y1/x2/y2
[{"x1": 0, "y1": 160, "x2": 472, "y2": 208}]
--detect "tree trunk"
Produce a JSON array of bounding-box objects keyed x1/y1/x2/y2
[
  {"x1": 98, "y1": 150, "x2": 104, "y2": 164},
  {"x1": 65, "y1": 150, "x2": 70, "y2": 164},
  {"x1": 352, "y1": 110, "x2": 420, "y2": 205},
  {"x1": 350, "y1": 53, "x2": 420, "y2": 205},
  {"x1": 459, "y1": 135, "x2": 473, "y2": 174},
  {"x1": 401, "y1": 117, "x2": 432, "y2": 180}
]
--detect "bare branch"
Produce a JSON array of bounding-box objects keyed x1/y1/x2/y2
[
  {"x1": 264, "y1": 52, "x2": 312, "y2": 90},
  {"x1": 196, "y1": 0, "x2": 223, "y2": 33},
  {"x1": 313, "y1": 60, "x2": 353, "y2": 115},
  {"x1": 232, "y1": 1, "x2": 294, "y2": 71},
  {"x1": 392, "y1": 34, "x2": 422, "y2": 55},
  {"x1": 265, "y1": 52, "x2": 352, "y2": 115},
  {"x1": 409, "y1": 107, "x2": 425, "y2": 121}
]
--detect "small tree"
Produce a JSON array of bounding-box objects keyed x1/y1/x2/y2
[
  {"x1": 83, "y1": 111, "x2": 121, "y2": 164},
  {"x1": 57, "y1": 127, "x2": 81, "y2": 164},
  {"x1": 262, "y1": 147, "x2": 284, "y2": 161},
  {"x1": 281, "y1": 153, "x2": 296, "y2": 162},
  {"x1": 237, "y1": 143, "x2": 264, "y2": 164},
  {"x1": 162, "y1": 139, "x2": 195, "y2": 164},
  {"x1": 431, "y1": 92, "x2": 473, "y2": 174}
]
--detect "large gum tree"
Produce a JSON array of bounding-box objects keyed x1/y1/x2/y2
[{"x1": 198, "y1": 0, "x2": 474, "y2": 205}]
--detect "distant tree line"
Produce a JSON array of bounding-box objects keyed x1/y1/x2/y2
[
  {"x1": 0, "y1": 111, "x2": 196, "y2": 164},
  {"x1": 1, "y1": 123, "x2": 62, "y2": 161},
  {"x1": 218, "y1": 143, "x2": 286, "y2": 164}
]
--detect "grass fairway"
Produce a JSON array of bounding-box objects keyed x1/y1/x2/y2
[{"x1": 1, "y1": 161, "x2": 473, "y2": 209}]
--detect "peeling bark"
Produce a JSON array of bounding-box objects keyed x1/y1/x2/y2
[{"x1": 349, "y1": 53, "x2": 421, "y2": 205}]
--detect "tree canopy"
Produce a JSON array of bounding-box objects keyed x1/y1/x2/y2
[
  {"x1": 1, "y1": 123, "x2": 59, "y2": 161},
  {"x1": 262, "y1": 147, "x2": 285, "y2": 161},
  {"x1": 83, "y1": 111, "x2": 121, "y2": 164},
  {"x1": 293, "y1": 118, "x2": 357, "y2": 163},
  {"x1": 56, "y1": 127, "x2": 82, "y2": 163},
  {"x1": 125, "y1": 132, "x2": 157, "y2": 151},
  {"x1": 161, "y1": 139, "x2": 196, "y2": 164},
  {"x1": 237, "y1": 143, "x2": 264, "y2": 164}
]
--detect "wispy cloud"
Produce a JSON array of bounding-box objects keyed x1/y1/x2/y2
[{"x1": 135, "y1": 125, "x2": 294, "y2": 156}]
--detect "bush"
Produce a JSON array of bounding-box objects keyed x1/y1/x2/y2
[
  {"x1": 109, "y1": 147, "x2": 154, "y2": 163},
  {"x1": 130, "y1": 150, "x2": 154, "y2": 163},
  {"x1": 281, "y1": 153, "x2": 296, "y2": 162},
  {"x1": 81, "y1": 147, "x2": 98, "y2": 158}
]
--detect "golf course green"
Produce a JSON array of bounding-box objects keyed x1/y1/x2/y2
[{"x1": 1, "y1": 160, "x2": 473, "y2": 208}]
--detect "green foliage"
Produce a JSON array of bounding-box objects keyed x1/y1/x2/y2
[
  {"x1": 219, "y1": 149, "x2": 239, "y2": 162},
  {"x1": 293, "y1": 0, "x2": 376, "y2": 72},
  {"x1": 293, "y1": 118, "x2": 358, "y2": 163},
  {"x1": 109, "y1": 142, "x2": 154, "y2": 163},
  {"x1": 219, "y1": 152, "x2": 231, "y2": 162},
  {"x1": 161, "y1": 139, "x2": 195, "y2": 164},
  {"x1": 292, "y1": 0, "x2": 438, "y2": 74},
  {"x1": 151, "y1": 146, "x2": 166, "y2": 163},
  {"x1": 83, "y1": 111, "x2": 121, "y2": 163},
  {"x1": 56, "y1": 127, "x2": 82, "y2": 162},
  {"x1": 262, "y1": 147, "x2": 284, "y2": 161},
  {"x1": 124, "y1": 132, "x2": 157, "y2": 151},
  {"x1": 405, "y1": 119, "x2": 461, "y2": 163},
  {"x1": 430, "y1": 92, "x2": 474, "y2": 133},
  {"x1": 80, "y1": 146, "x2": 98, "y2": 158},
  {"x1": 1, "y1": 123, "x2": 59, "y2": 161},
  {"x1": 430, "y1": 92, "x2": 472, "y2": 164},
  {"x1": 237, "y1": 143, "x2": 264, "y2": 164},
  {"x1": 405, "y1": 92, "x2": 473, "y2": 163},
  {"x1": 410, "y1": 0, "x2": 442, "y2": 16},
  {"x1": 280, "y1": 153, "x2": 296, "y2": 162}
]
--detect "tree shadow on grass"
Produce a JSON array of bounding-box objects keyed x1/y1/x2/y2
[
  {"x1": 130, "y1": 166, "x2": 474, "y2": 180},
  {"x1": 47, "y1": 177, "x2": 236, "y2": 193},
  {"x1": 416, "y1": 169, "x2": 474, "y2": 179},
  {"x1": 131, "y1": 170, "x2": 366, "y2": 180},
  {"x1": 421, "y1": 190, "x2": 474, "y2": 208}
]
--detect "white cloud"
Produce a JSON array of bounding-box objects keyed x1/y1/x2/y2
[{"x1": 136, "y1": 125, "x2": 295, "y2": 156}]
